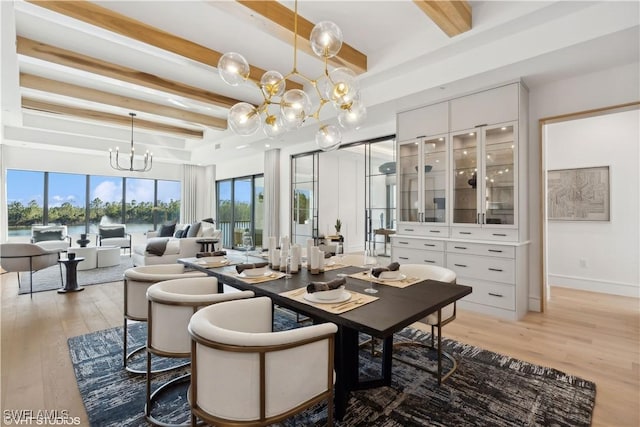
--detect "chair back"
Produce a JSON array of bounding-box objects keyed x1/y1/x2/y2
[
  {"x1": 188, "y1": 297, "x2": 337, "y2": 425},
  {"x1": 336, "y1": 251, "x2": 366, "y2": 267},
  {"x1": 399, "y1": 264, "x2": 457, "y2": 321},
  {"x1": 146, "y1": 277, "x2": 254, "y2": 357},
  {"x1": 124, "y1": 264, "x2": 206, "y2": 320},
  {"x1": 98, "y1": 224, "x2": 126, "y2": 238},
  {"x1": 0, "y1": 243, "x2": 58, "y2": 272}
]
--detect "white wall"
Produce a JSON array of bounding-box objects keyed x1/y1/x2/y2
[
  {"x1": 546, "y1": 110, "x2": 639, "y2": 297},
  {"x1": 527, "y1": 61, "x2": 640, "y2": 309},
  {"x1": 214, "y1": 151, "x2": 264, "y2": 180}
]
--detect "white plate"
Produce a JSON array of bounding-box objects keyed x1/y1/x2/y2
[
  {"x1": 238, "y1": 271, "x2": 273, "y2": 278},
  {"x1": 373, "y1": 273, "x2": 406, "y2": 282},
  {"x1": 304, "y1": 291, "x2": 351, "y2": 304},
  {"x1": 197, "y1": 257, "x2": 227, "y2": 265},
  {"x1": 325, "y1": 260, "x2": 336, "y2": 266}
]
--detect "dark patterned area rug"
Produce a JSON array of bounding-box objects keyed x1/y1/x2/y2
[
  {"x1": 18, "y1": 256, "x2": 132, "y2": 294},
  {"x1": 68, "y1": 310, "x2": 596, "y2": 427}
]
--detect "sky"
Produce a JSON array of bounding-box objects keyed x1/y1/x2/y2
[{"x1": 6, "y1": 170, "x2": 180, "y2": 207}]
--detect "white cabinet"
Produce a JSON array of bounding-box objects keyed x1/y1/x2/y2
[
  {"x1": 393, "y1": 81, "x2": 530, "y2": 320},
  {"x1": 397, "y1": 135, "x2": 449, "y2": 235},
  {"x1": 450, "y1": 84, "x2": 519, "y2": 131},
  {"x1": 451, "y1": 122, "x2": 519, "y2": 240},
  {"x1": 397, "y1": 102, "x2": 449, "y2": 142}
]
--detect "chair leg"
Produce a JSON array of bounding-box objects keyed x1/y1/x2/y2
[
  {"x1": 30, "y1": 270, "x2": 33, "y2": 298},
  {"x1": 59, "y1": 263, "x2": 64, "y2": 287}
]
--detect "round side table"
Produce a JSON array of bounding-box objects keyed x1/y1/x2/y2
[{"x1": 58, "y1": 257, "x2": 86, "y2": 293}]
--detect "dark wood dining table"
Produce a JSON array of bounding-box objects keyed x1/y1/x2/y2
[{"x1": 179, "y1": 253, "x2": 472, "y2": 420}]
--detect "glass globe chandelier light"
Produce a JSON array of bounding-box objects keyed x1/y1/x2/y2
[
  {"x1": 109, "y1": 112, "x2": 153, "y2": 172},
  {"x1": 218, "y1": 0, "x2": 366, "y2": 151}
]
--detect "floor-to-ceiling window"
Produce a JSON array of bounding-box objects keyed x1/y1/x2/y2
[
  {"x1": 7, "y1": 170, "x2": 179, "y2": 242},
  {"x1": 6, "y1": 170, "x2": 44, "y2": 239},
  {"x1": 216, "y1": 175, "x2": 263, "y2": 249}
]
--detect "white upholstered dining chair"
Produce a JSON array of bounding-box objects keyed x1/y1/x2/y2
[
  {"x1": 188, "y1": 296, "x2": 338, "y2": 427},
  {"x1": 395, "y1": 263, "x2": 458, "y2": 384},
  {"x1": 145, "y1": 276, "x2": 254, "y2": 426},
  {"x1": 122, "y1": 263, "x2": 207, "y2": 373}
]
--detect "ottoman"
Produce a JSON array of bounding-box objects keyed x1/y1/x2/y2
[
  {"x1": 68, "y1": 247, "x2": 97, "y2": 271},
  {"x1": 97, "y1": 246, "x2": 121, "y2": 268}
]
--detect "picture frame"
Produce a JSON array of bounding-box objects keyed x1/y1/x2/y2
[{"x1": 547, "y1": 166, "x2": 610, "y2": 221}]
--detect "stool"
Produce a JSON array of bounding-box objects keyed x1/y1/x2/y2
[
  {"x1": 145, "y1": 277, "x2": 254, "y2": 426},
  {"x1": 67, "y1": 247, "x2": 97, "y2": 271},
  {"x1": 97, "y1": 246, "x2": 120, "y2": 268}
]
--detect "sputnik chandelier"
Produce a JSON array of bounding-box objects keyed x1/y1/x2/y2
[
  {"x1": 109, "y1": 112, "x2": 153, "y2": 172},
  {"x1": 217, "y1": 0, "x2": 366, "y2": 151}
]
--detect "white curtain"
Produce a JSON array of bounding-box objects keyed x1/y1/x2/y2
[
  {"x1": 263, "y1": 149, "x2": 280, "y2": 240},
  {"x1": 181, "y1": 164, "x2": 215, "y2": 224}
]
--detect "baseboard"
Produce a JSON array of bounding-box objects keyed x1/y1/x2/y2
[{"x1": 548, "y1": 274, "x2": 640, "y2": 298}]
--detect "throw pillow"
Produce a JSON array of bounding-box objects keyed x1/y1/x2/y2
[
  {"x1": 159, "y1": 222, "x2": 176, "y2": 237},
  {"x1": 186, "y1": 222, "x2": 200, "y2": 238},
  {"x1": 33, "y1": 229, "x2": 63, "y2": 242},
  {"x1": 100, "y1": 226, "x2": 125, "y2": 238},
  {"x1": 180, "y1": 225, "x2": 191, "y2": 238},
  {"x1": 173, "y1": 229, "x2": 184, "y2": 238}
]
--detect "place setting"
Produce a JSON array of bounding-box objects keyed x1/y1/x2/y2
[
  {"x1": 193, "y1": 251, "x2": 233, "y2": 268},
  {"x1": 280, "y1": 277, "x2": 378, "y2": 314},
  {"x1": 223, "y1": 261, "x2": 286, "y2": 283},
  {"x1": 349, "y1": 261, "x2": 422, "y2": 289}
]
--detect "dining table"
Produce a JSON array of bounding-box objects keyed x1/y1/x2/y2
[{"x1": 179, "y1": 252, "x2": 472, "y2": 421}]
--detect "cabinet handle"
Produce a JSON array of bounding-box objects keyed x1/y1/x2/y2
[
  {"x1": 424, "y1": 243, "x2": 436, "y2": 247},
  {"x1": 488, "y1": 268, "x2": 503, "y2": 272},
  {"x1": 488, "y1": 292, "x2": 504, "y2": 298},
  {"x1": 399, "y1": 257, "x2": 409, "y2": 260},
  {"x1": 454, "y1": 263, "x2": 467, "y2": 268},
  {"x1": 399, "y1": 241, "x2": 409, "y2": 245},
  {"x1": 420, "y1": 212, "x2": 425, "y2": 222},
  {"x1": 454, "y1": 246, "x2": 467, "y2": 250},
  {"x1": 459, "y1": 231, "x2": 472, "y2": 235},
  {"x1": 429, "y1": 230, "x2": 441, "y2": 233},
  {"x1": 488, "y1": 249, "x2": 503, "y2": 253},
  {"x1": 475, "y1": 124, "x2": 488, "y2": 128},
  {"x1": 404, "y1": 228, "x2": 415, "y2": 232},
  {"x1": 482, "y1": 213, "x2": 485, "y2": 224},
  {"x1": 417, "y1": 135, "x2": 426, "y2": 138},
  {"x1": 424, "y1": 260, "x2": 436, "y2": 263},
  {"x1": 477, "y1": 213, "x2": 480, "y2": 224},
  {"x1": 492, "y1": 233, "x2": 507, "y2": 237}
]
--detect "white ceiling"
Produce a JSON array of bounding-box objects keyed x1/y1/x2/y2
[{"x1": 1, "y1": 0, "x2": 638, "y2": 165}]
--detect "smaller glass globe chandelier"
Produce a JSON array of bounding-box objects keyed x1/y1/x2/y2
[{"x1": 218, "y1": 0, "x2": 366, "y2": 151}]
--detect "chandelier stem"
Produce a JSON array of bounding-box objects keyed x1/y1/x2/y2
[{"x1": 292, "y1": 0, "x2": 298, "y2": 70}]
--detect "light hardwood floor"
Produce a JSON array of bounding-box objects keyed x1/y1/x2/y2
[{"x1": 1, "y1": 274, "x2": 638, "y2": 426}]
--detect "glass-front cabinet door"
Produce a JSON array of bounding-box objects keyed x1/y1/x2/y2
[
  {"x1": 398, "y1": 135, "x2": 448, "y2": 225},
  {"x1": 452, "y1": 131, "x2": 479, "y2": 224},
  {"x1": 484, "y1": 125, "x2": 515, "y2": 225},
  {"x1": 451, "y1": 122, "x2": 517, "y2": 227}
]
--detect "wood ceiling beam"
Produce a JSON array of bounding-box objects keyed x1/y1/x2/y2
[
  {"x1": 234, "y1": 1, "x2": 367, "y2": 74},
  {"x1": 413, "y1": 1, "x2": 472, "y2": 37},
  {"x1": 17, "y1": 37, "x2": 241, "y2": 109},
  {"x1": 25, "y1": 0, "x2": 303, "y2": 90},
  {"x1": 20, "y1": 73, "x2": 227, "y2": 130},
  {"x1": 22, "y1": 97, "x2": 204, "y2": 138}
]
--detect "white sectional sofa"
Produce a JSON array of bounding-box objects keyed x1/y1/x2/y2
[{"x1": 132, "y1": 221, "x2": 221, "y2": 266}]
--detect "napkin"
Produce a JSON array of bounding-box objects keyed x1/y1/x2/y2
[
  {"x1": 306, "y1": 277, "x2": 346, "y2": 293},
  {"x1": 371, "y1": 262, "x2": 400, "y2": 278},
  {"x1": 196, "y1": 250, "x2": 227, "y2": 258},
  {"x1": 235, "y1": 262, "x2": 269, "y2": 274}
]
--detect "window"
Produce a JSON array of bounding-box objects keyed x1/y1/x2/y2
[
  {"x1": 125, "y1": 178, "x2": 154, "y2": 234},
  {"x1": 216, "y1": 175, "x2": 264, "y2": 249},
  {"x1": 156, "y1": 180, "x2": 181, "y2": 225},
  {"x1": 48, "y1": 172, "x2": 86, "y2": 236},
  {"x1": 89, "y1": 175, "x2": 123, "y2": 233},
  {"x1": 6, "y1": 170, "x2": 44, "y2": 239}
]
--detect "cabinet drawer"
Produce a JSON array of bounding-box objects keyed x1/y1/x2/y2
[
  {"x1": 446, "y1": 241, "x2": 515, "y2": 258},
  {"x1": 393, "y1": 247, "x2": 445, "y2": 266},
  {"x1": 447, "y1": 253, "x2": 515, "y2": 284},
  {"x1": 459, "y1": 279, "x2": 515, "y2": 311},
  {"x1": 450, "y1": 227, "x2": 518, "y2": 242},
  {"x1": 397, "y1": 223, "x2": 450, "y2": 237},
  {"x1": 392, "y1": 237, "x2": 444, "y2": 251}
]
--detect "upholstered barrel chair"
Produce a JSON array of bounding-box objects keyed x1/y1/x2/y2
[
  {"x1": 145, "y1": 277, "x2": 254, "y2": 426},
  {"x1": 0, "y1": 243, "x2": 63, "y2": 297},
  {"x1": 188, "y1": 296, "x2": 338, "y2": 427},
  {"x1": 122, "y1": 264, "x2": 207, "y2": 374},
  {"x1": 396, "y1": 264, "x2": 458, "y2": 384}
]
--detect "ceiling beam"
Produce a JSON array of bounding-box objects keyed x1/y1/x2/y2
[
  {"x1": 233, "y1": 1, "x2": 367, "y2": 74},
  {"x1": 17, "y1": 37, "x2": 242, "y2": 109},
  {"x1": 25, "y1": 0, "x2": 303, "y2": 90},
  {"x1": 413, "y1": 1, "x2": 472, "y2": 37},
  {"x1": 20, "y1": 73, "x2": 227, "y2": 130},
  {"x1": 22, "y1": 97, "x2": 204, "y2": 138}
]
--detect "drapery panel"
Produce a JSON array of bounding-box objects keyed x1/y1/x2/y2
[
  {"x1": 181, "y1": 164, "x2": 215, "y2": 224},
  {"x1": 263, "y1": 149, "x2": 280, "y2": 241}
]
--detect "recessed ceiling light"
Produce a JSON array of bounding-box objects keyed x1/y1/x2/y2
[
  {"x1": 468, "y1": 132, "x2": 474, "y2": 136},
  {"x1": 236, "y1": 145, "x2": 247, "y2": 149},
  {"x1": 501, "y1": 127, "x2": 507, "y2": 130},
  {"x1": 265, "y1": 144, "x2": 270, "y2": 148}
]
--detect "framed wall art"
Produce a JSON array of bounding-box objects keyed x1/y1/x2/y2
[{"x1": 547, "y1": 166, "x2": 610, "y2": 221}]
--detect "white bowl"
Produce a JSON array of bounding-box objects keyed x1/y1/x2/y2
[
  {"x1": 243, "y1": 266, "x2": 268, "y2": 277},
  {"x1": 379, "y1": 270, "x2": 401, "y2": 280},
  {"x1": 314, "y1": 285, "x2": 346, "y2": 300}
]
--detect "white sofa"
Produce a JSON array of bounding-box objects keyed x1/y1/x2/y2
[{"x1": 132, "y1": 222, "x2": 221, "y2": 267}]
